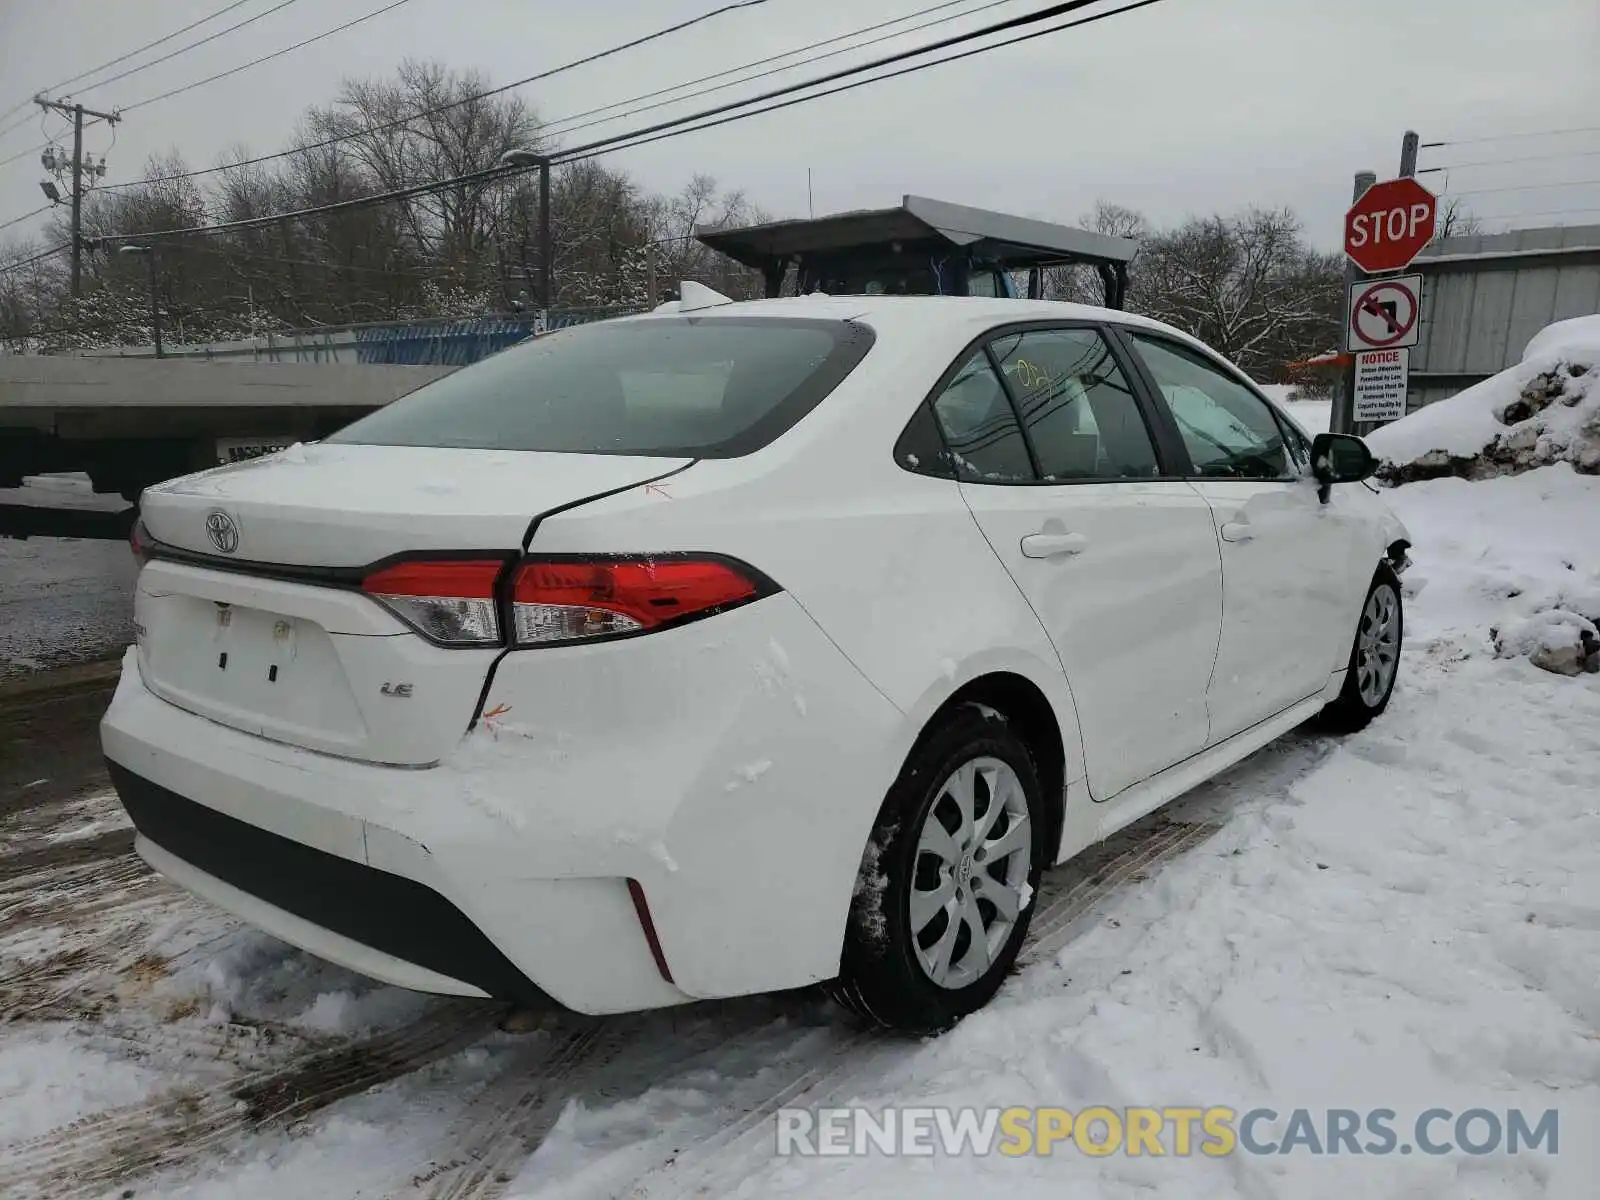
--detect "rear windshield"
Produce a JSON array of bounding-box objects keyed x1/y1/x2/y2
[{"x1": 326, "y1": 316, "x2": 875, "y2": 457}]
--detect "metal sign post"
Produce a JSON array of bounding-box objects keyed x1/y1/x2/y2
[
  {"x1": 1337, "y1": 132, "x2": 1438, "y2": 435},
  {"x1": 1333, "y1": 171, "x2": 1377, "y2": 435}
]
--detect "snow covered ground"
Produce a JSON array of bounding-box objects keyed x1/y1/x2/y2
[
  {"x1": 0, "y1": 474, "x2": 137, "y2": 680},
  {"x1": 0, "y1": 531, "x2": 137, "y2": 681},
  {"x1": 3, "y1": 466, "x2": 1597, "y2": 1197}
]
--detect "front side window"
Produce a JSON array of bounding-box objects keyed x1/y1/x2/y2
[
  {"x1": 989, "y1": 328, "x2": 1159, "y2": 480},
  {"x1": 929, "y1": 350, "x2": 1034, "y2": 483},
  {"x1": 1128, "y1": 333, "x2": 1293, "y2": 480},
  {"x1": 327, "y1": 317, "x2": 873, "y2": 458},
  {"x1": 1278, "y1": 410, "x2": 1313, "y2": 474}
]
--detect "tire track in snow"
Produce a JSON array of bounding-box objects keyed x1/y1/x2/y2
[
  {"x1": 0, "y1": 826, "x2": 134, "y2": 884},
  {"x1": 1023, "y1": 817, "x2": 1223, "y2": 963},
  {"x1": 620, "y1": 1025, "x2": 889, "y2": 1200},
  {"x1": 0, "y1": 999, "x2": 501, "y2": 1200},
  {"x1": 394, "y1": 1000, "x2": 830, "y2": 1200},
  {"x1": 407, "y1": 1019, "x2": 627, "y2": 1200},
  {"x1": 620, "y1": 816, "x2": 1228, "y2": 1200}
]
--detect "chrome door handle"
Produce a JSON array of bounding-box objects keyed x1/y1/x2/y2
[
  {"x1": 1220, "y1": 521, "x2": 1254, "y2": 543},
  {"x1": 1020, "y1": 532, "x2": 1088, "y2": 559}
]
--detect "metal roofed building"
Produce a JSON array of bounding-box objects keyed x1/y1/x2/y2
[{"x1": 696, "y1": 194, "x2": 1139, "y2": 308}]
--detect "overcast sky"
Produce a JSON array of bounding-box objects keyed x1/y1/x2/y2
[{"x1": 2, "y1": 0, "x2": 1598, "y2": 253}]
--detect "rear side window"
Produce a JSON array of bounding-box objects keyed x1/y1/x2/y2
[
  {"x1": 988, "y1": 328, "x2": 1159, "y2": 480},
  {"x1": 929, "y1": 351, "x2": 1034, "y2": 483},
  {"x1": 327, "y1": 317, "x2": 874, "y2": 458}
]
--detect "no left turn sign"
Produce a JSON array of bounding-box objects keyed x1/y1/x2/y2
[{"x1": 1347, "y1": 273, "x2": 1422, "y2": 352}]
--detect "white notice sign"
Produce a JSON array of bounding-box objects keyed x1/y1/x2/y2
[{"x1": 1353, "y1": 348, "x2": 1409, "y2": 423}]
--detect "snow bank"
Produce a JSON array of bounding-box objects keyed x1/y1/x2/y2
[
  {"x1": 1523, "y1": 313, "x2": 1600, "y2": 362},
  {"x1": 1385, "y1": 464, "x2": 1600, "y2": 675},
  {"x1": 1368, "y1": 318, "x2": 1600, "y2": 482}
]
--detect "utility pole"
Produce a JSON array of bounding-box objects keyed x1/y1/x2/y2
[
  {"x1": 645, "y1": 240, "x2": 657, "y2": 309},
  {"x1": 35, "y1": 96, "x2": 122, "y2": 297},
  {"x1": 1332, "y1": 170, "x2": 1377, "y2": 436},
  {"x1": 1398, "y1": 130, "x2": 1420, "y2": 180}
]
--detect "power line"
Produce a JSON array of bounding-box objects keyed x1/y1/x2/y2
[
  {"x1": 0, "y1": 242, "x2": 70, "y2": 274},
  {"x1": 1477, "y1": 206, "x2": 1600, "y2": 224},
  {"x1": 147, "y1": 238, "x2": 458, "y2": 277},
  {"x1": 1449, "y1": 178, "x2": 1600, "y2": 197},
  {"x1": 95, "y1": 0, "x2": 1158, "y2": 246},
  {"x1": 538, "y1": 0, "x2": 985, "y2": 136},
  {"x1": 121, "y1": 0, "x2": 424, "y2": 113},
  {"x1": 563, "y1": 0, "x2": 1165, "y2": 166},
  {"x1": 0, "y1": 204, "x2": 52, "y2": 233},
  {"x1": 1423, "y1": 125, "x2": 1600, "y2": 149},
  {"x1": 1420, "y1": 147, "x2": 1600, "y2": 174},
  {"x1": 2, "y1": 113, "x2": 109, "y2": 169},
  {"x1": 71, "y1": 0, "x2": 307, "y2": 98},
  {"x1": 15, "y1": 0, "x2": 257, "y2": 107},
  {"x1": 0, "y1": 110, "x2": 42, "y2": 143},
  {"x1": 97, "y1": 0, "x2": 782, "y2": 191},
  {"x1": 552, "y1": 0, "x2": 1139, "y2": 167},
  {"x1": 0, "y1": 141, "x2": 51, "y2": 171}
]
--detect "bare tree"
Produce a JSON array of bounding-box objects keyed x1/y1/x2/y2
[
  {"x1": 1135, "y1": 207, "x2": 1341, "y2": 377},
  {"x1": 1038, "y1": 200, "x2": 1151, "y2": 304},
  {"x1": 645, "y1": 174, "x2": 768, "y2": 300},
  {"x1": 1436, "y1": 197, "x2": 1484, "y2": 239}
]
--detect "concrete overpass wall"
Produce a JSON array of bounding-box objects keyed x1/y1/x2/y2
[
  {"x1": 0, "y1": 355, "x2": 454, "y2": 497},
  {"x1": 0, "y1": 355, "x2": 451, "y2": 433}
]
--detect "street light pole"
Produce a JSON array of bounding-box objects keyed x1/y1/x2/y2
[
  {"x1": 118, "y1": 243, "x2": 162, "y2": 359},
  {"x1": 538, "y1": 159, "x2": 551, "y2": 313},
  {"x1": 497, "y1": 148, "x2": 553, "y2": 321}
]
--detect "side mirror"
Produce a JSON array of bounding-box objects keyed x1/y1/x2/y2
[{"x1": 1310, "y1": 433, "x2": 1377, "y2": 503}]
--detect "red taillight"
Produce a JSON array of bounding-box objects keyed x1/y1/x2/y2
[
  {"x1": 128, "y1": 520, "x2": 151, "y2": 567},
  {"x1": 510, "y1": 556, "x2": 765, "y2": 646},
  {"x1": 362, "y1": 559, "x2": 505, "y2": 646}
]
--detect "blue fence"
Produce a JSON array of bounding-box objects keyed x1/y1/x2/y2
[{"x1": 352, "y1": 309, "x2": 636, "y2": 366}]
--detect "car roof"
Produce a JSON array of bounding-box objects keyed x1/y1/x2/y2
[{"x1": 626, "y1": 293, "x2": 1202, "y2": 352}]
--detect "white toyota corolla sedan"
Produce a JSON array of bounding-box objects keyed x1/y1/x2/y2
[{"x1": 103, "y1": 289, "x2": 1409, "y2": 1033}]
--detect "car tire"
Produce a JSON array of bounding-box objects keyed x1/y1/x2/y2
[
  {"x1": 1319, "y1": 562, "x2": 1403, "y2": 733},
  {"x1": 830, "y1": 704, "x2": 1046, "y2": 1035}
]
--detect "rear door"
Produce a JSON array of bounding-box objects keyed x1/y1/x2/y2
[
  {"x1": 929, "y1": 323, "x2": 1224, "y2": 800},
  {"x1": 1118, "y1": 330, "x2": 1353, "y2": 743}
]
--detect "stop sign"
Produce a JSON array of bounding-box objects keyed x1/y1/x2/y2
[{"x1": 1344, "y1": 178, "x2": 1437, "y2": 273}]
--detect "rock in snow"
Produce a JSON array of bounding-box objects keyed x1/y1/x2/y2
[{"x1": 1368, "y1": 316, "x2": 1600, "y2": 483}]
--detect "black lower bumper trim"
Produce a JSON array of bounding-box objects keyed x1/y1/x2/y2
[{"x1": 106, "y1": 760, "x2": 551, "y2": 1008}]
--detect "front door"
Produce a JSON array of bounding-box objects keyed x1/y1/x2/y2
[
  {"x1": 929, "y1": 325, "x2": 1225, "y2": 799},
  {"x1": 1123, "y1": 332, "x2": 1352, "y2": 742}
]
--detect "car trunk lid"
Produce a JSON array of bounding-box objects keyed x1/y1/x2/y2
[
  {"x1": 132, "y1": 443, "x2": 690, "y2": 764},
  {"x1": 139, "y1": 442, "x2": 689, "y2": 565}
]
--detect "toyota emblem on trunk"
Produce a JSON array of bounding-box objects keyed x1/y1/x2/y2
[{"x1": 205, "y1": 509, "x2": 240, "y2": 554}]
